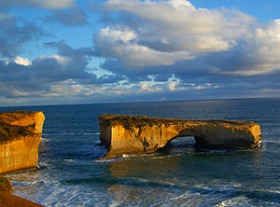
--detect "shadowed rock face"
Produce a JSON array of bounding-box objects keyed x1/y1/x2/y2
[
  {"x1": 0, "y1": 177, "x2": 13, "y2": 193},
  {"x1": 98, "y1": 115, "x2": 262, "y2": 159},
  {"x1": 0, "y1": 176, "x2": 44, "y2": 207},
  {"x1": 0, "y1": 111, "x2": 45, "y2": 174}
]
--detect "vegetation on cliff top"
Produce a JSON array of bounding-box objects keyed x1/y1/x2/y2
[
  {"x1": 0, "y1": 123, "x2": 35, "y2": 143},
  {"x1": 0, "y1": 110, "x2": 31, "y2": 123},
  {"x1": 98, "y1": 114, "x2": 256, "y2": 129},
  {"x1": 99, "y1": 114, "x2": 192, "y2": 128},
  {"x1": 0, "y1": 111, "x2": 41, "y2": 143}
]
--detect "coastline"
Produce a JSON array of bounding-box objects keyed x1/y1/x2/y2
[{"x1": 0, "y1": 111, "x2": 45, "y2": 206}]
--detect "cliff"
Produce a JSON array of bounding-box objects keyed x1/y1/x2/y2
[
  {"x1": 98, "y1": 115, "x2": 262, "y2": 158},
  {"x1": 0, "y1": 111, "x2": 45, "y2": 174}
]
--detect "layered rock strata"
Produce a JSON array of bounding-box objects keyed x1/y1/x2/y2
[
  {"x1": 0, "y1": 111, "x2": 45, "y2": 174},
  {"x1": 98, "y1": 115, "x2": 262, "y2": 158}
]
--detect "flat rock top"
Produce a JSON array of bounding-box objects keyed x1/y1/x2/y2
[
  {"x1": 0, "y1": 111, "x2": 44, "y2": 125},
  {"x1": 98, "y1": 114, "x2": 257, "y2": 127}
]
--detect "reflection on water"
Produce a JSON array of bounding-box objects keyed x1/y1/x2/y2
[{"x1": 109, "y1": 155, "x2": 179, "y2": 179}]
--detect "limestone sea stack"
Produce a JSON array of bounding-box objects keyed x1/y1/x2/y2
[
  {"x1": 0, "y1": 111, "x2": 45, "y2": 174},
  {"x1": 98, "y1": 115, "x2": 262, "y2": 159}
]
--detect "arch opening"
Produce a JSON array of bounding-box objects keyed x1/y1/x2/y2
[{"x1": 161, "y1": 136, "x2": 196, "y2": 154}]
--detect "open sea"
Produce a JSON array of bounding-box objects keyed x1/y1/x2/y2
[{"x1": 1, "y1": 98, "x2": 280, "y2": 207}]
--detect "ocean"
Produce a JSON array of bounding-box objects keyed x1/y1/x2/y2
[{"x1": 1, "y1": 98, "x2": 280, "y2": 207}]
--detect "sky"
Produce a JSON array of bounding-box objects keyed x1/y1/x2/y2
[{"x1": 0, "y1": 0, "x2": 280, "y2": 106}]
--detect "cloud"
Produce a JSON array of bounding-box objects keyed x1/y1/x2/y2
[
  {"x1": 1, "y1": 0, "x2": 280, "y2": 106},
  {"x1": 0, "y1": 0, "x2": 75, "y2": 10},
  {"x1": 95, "y1": 0, "x2": 256, "y2": 66},
  {"x1": 94, "y1": 0, "x2": 280, "y2": 82},
  {"x1": 0, "y1": 41, "x2": 126, "y2": 104},
  {"x1": 46, "y1": 7, "x2": 88, "y2": 26},
  {"x1": 0, "y1": 12, "x2": 44, "y2": 57},
  {"x1": 224, "y1": 19, "x2": 280, "y2": 76},
  {"x1": 13, "y1": 56, "x2": 32, "y2": 66},
  {"x1": 94, "y1": 27, "x2": 194, "y2": 67}
]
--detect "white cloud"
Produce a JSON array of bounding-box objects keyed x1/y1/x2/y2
[
  {"x1": 168, "y1": 81, "x2": 178, "y2": 91},
  {"x1": 14, "y1": 56, "x2": 32, "y2": 66},
  {"x1": 224, "y1": 19, "x2": 280, "y2": 76},
  {"x1": 96, "y1": 0, "x2": 280, "y2": 79},
  {"x1": 1, "y1": 0, "x2": 280, "y2": 106},
  {"x1": 95, "y1": 27, "x2": 194, "y2": 67},
  {"x1": 96, "y1": 0, "x2": 256, "y2": 68}
]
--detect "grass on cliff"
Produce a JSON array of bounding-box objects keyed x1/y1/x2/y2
[
  {"x1": 99, "y1": 114, "x2": 183, "y2": 128},
  {"x1": 0, "y1": 123, "x2": 33, "y2": 143},
  {"x1": 99, "y1": 114, "x2": 254, "y2": 129},
  {"x1": 0, "y1": 110, "x2": 30, "y2": 115}
]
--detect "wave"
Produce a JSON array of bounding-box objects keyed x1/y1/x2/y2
[{"x1": 11, "y1": 173, "x2": 280, "y2": 207}]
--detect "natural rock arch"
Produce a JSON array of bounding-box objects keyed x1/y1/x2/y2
[{"x1": 98, "y1": 115, "x2": 262, "y2": 159}]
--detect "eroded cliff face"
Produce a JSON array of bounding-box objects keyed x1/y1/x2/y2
[
  {"x1": 0, "y1": 111, "x2": 45, "y2": 174},
  {"x1": 98, "y1": 115, "x2": 262, "y2": 159}
]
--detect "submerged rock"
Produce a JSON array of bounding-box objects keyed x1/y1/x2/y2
[
  {"x1": 98, "y1": 115, "x2": 262, "y2": 158},
  {"x1": 0, "y1": 111, "x2": 45, "y2": 174}
]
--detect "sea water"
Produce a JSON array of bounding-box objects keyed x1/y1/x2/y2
[{"x1": 1, "y1": 98, "x2": 280, "y2": 207}]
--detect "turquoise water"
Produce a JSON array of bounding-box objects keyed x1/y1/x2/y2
[{"x1": 1, "y1": 98, "x2": 280, "y2": 206}]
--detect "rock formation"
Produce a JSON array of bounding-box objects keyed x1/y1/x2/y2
[
  {"x1": 0, "y1": 111, "x2": 45, "y2": 174},
  {"x1": 0, "y1": 176, "x2": 13, "y2": 193},
  {"x1": 98, "y1": 115, "x2": 262, "y2": 158},
  {"x1": 0, "y1": 176, "x2": 44, "y2": 207}
]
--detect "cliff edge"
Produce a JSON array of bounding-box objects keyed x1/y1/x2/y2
[
  {"x1": 98, "y1": 115, "x2": 262, "y2": 158},
  {"x1": 0, "y1": 111, "x2": 45, "y2": 174}
]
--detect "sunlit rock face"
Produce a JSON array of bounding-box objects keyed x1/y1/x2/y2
[
  {"x1": 98, "y1": 115, "x2": 262, "y2": 159},
  {"x1": 0, "y1": 111, "x2": 45, "y2": 174}
]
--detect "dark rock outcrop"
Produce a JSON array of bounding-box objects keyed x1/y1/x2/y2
[{"x1": 0, "y1": 176, "x2": 44, "y2": 207}]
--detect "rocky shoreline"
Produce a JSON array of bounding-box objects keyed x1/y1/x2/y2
[{"x1": 0, "y1": 176, "x2": 44, "y2": 207}]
